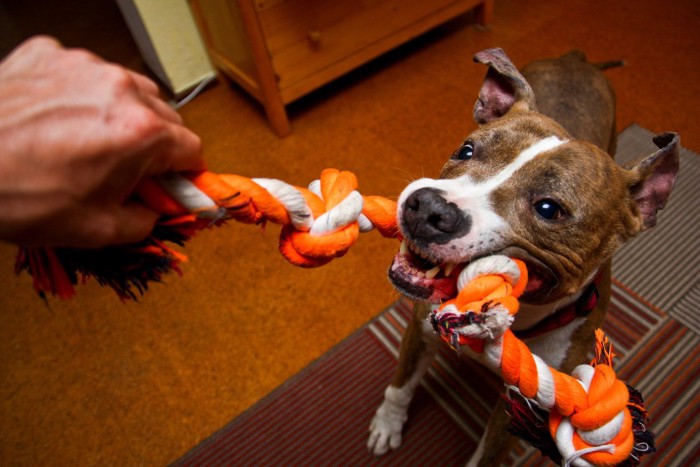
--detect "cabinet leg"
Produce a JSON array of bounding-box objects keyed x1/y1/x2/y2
[
  {"x1": 263, "y1": 98, "x2": 291, "y2": 137},
  {"x1": 476, "y1": 0, "x2": 495, "y2": 26},
  {"x1": 235, "y1": 0, "x2": 292, "y2": 137}
]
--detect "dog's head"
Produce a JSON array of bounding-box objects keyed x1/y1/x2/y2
[{"x1": 389, "y1": 48, "x2": 679, "y2": 305}]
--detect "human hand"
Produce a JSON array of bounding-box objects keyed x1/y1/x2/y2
[{"x1": 0, "y1": 36, "x2": 205, "y2": 248}]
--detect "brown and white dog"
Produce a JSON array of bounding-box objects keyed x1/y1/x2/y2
[{"x1": 367, "y1": 48, "x2": 679, "y2": 465}]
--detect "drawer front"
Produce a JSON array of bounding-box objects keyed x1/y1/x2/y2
[{"x1": 256, "y1": 0, "x2": 468, "y2": 92}]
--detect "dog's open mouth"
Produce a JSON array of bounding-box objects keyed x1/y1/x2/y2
[
  {"x1": 388, "y1": 239, "x2": 466, "y2": 303},
  {"x1": 388, "y1": 240, "x2": 555, "y2": 304}
]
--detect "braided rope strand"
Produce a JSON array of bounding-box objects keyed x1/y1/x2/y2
[{"x1": 431, "y1": 256, "x2": 652, "y2": 466}]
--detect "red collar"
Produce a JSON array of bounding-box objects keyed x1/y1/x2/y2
[{"x1": 513, "y1": 273, "x2": 602, "y2": 340}]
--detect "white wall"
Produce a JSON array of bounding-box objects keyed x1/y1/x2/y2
[{"x1": 116, "y1": 0, "x2": 214, "y2": 95}]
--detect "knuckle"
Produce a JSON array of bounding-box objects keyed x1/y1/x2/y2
[
  {"x1": 103, "y1": 63, "x2": 137, "y2": 90},
  {"x1": 189, "y1": 132, "x2": 203, "y2": 153},
  {"x1": 25, "y1": 35, "x2": 62, "y2": 50},
  {"x1": 56, "y1": 46, "x2": 104, "y2": 70},
  {"x1": 10, "y1": 36, "x2": 61, "y2": 62},
  {"x1": 68, "y1": 48, "x2": 95, "y2": 62},
  {"x1": 134, "y1": 107, "x2": 167, "y2": 139},
  {"x1": 121, "y1": 104, "x2": 167, "y2": 142}
]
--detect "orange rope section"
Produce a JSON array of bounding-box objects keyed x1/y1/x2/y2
[{"x1": 431, "y1": 257, "x2": 649, "y2": 466}]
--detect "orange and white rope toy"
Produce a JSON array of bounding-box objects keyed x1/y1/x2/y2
[
  {"x1": 16, "y1": 168, "x2": 399, "y2": 299},
  {"x1": 431, "y1": 255, "x2": 654, "y2": 466},
  {"x1": 136, "y1": 168, "x2": 400, "y2": 268}
]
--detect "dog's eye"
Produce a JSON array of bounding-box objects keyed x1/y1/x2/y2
[
  {"x1": 452, "y1": 142, "x2": 474, "y2": 160},
  {"x1": 534, "y1": 199, "x2": 564, "y2": 220}
]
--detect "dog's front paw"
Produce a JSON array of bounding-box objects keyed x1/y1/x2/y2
[
  {"x1": 367, "y1": 402, "x2": 407, "y2": 455},
  {"x1": 367, "y1": 386, "x2": 411, "y2": 456}
]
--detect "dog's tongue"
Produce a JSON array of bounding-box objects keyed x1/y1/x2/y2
[
  {"x1": 428, "y1": 278, "x2": 459, "y2": 302},
  {"x1": 524, "y1": 270, "x2": 544, "y2": 293}
]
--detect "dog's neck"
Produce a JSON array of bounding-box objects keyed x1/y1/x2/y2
[{"x1": 511, "y1": 269, "x2": 601, "y2": 332}]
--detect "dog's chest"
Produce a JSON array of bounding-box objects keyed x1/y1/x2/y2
[{"x1": 520, "y1": 317, "x2": 586, "y2": 368}]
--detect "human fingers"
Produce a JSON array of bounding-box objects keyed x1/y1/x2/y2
[
  {"x1": 75, "y1": 201, "x2": 160, "y2": 248},
  {"x1": 127, "y1": 69, "x2": 160, "y2": 98},
  {"x1": 140, "y1": 90, "x2": 184, "y2": 125},
  {"x1": 9, "y1": 200, "x2": 160, "y2": 248},
  {"x1": 148, "y1": 122, "x2": 206, "y2": 174},
  {"x1": 108, "y1": 201, "x2": 161, "y2": 245}
]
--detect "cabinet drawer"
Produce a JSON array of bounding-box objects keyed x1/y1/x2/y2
[{"x1": 256, "y1": 0, "x2": 472, "y2": 99}]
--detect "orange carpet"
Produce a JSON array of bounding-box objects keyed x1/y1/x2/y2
[{"x1": 1, "y1": 0, "x2": 699, "y2": 465}]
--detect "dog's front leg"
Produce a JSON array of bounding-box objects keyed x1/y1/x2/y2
[
  {"x1": 466, "y1": 398, "x2": 518, "y2": 466},
  {"x1": 367, "y1": 300, "x2": 438, "y2": 456}
]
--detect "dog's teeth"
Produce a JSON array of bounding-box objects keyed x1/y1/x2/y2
[
  {"x1": 425, "y1": 266, "x2": 440, "y2": 280},
  {"x1": 443, "y1": 262, "x2": 457, "y2": 277},
  {"x1": 415, "y1": 246, "x2": 430, "y2": 261},
  {"x1": 403, "y1": 239, "x2": 436, "y2": 262}
]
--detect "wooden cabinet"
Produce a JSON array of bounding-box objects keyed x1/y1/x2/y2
[{"x1": 189, "y1": 0, "x2": 494, "y2": 136}]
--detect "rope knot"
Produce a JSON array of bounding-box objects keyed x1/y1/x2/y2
[
  {"x1": 549, "y1": 363, "x2": 634, "y2": 466},
  {"x1": 280, "y1": 169, "x2": 396, "y2": 267}
]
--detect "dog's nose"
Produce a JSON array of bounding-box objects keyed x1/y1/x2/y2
[{"x1": 402, "y1": 188, "x2": 470, "y2": 244}]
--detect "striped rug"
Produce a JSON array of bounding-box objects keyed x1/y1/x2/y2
[{"x1": 174, "y1": 125, "x2": 700, "y2": 466}]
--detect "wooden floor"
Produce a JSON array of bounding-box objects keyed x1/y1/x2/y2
[{"x1": 1, "y1": 0, "x2": 699, "y2": 465}]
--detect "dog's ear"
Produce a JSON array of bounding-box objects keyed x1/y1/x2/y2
[
  {"x1": 473, "y1": 48, "x2": 537, "y2": 124},
  {"x1": 625, "y1": 132, "x2": 680, "y2": 230}
]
